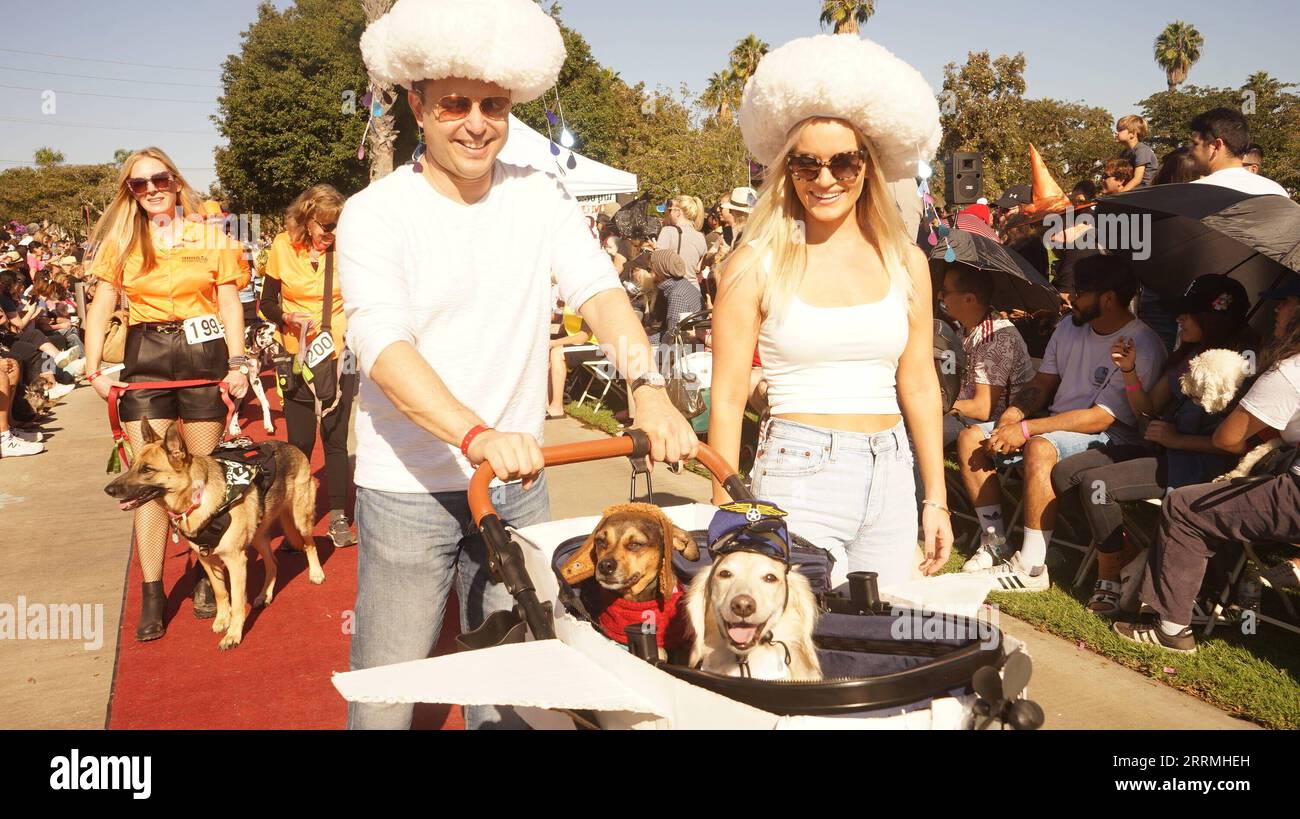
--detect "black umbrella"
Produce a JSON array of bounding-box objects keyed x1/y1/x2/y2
[
  {"x1": 1095, "y1": 184, "x2": 1300, "y2": 330},
  {"x1": 611, "y1": 192, "x2": 662, "y2": 242},
  {"x1": 928, "y1": 228, "x2": 1061, "y2": 314}
]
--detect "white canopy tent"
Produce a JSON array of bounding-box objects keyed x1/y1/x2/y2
[{"x1": 497, "y1": 114, "x2": 637, "y2": 200}]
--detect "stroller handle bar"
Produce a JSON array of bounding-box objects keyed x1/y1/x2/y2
[
  {"x1": 467, "y1": 432, "x2": 751, "y2": 642},
  {"x1": 469, "y1": 431, "x2": 750, "y2": 525}
]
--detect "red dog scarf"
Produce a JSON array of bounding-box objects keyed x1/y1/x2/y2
[{"x1": 596, "y1": 587, "x2": 687, "y2": 649}]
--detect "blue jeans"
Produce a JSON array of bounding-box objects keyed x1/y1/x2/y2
[
  {"x1": 751, "y1": 418, "x2": 918, "y2": 589},
  {"x1": 972, "y1": 421, "x2": 1110, "y2": 466},
  {"x1": 346, "y1": 473, "x2": 550, "y2": 730}
]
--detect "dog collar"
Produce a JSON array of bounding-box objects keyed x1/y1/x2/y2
[{"x1": 166, "y1": 483, "x2": 206, "y2": 541}]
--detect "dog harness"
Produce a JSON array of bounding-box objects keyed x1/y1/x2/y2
[{"x1": 180, "y1": 438, "x2": 278, "y2": 554}]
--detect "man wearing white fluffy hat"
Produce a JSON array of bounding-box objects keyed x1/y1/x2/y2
[
  {"x1": 708, "y1": 34, "x2": 953, "y2": 589},
  {"x1": 337, "y1": 0, "x2": 697, "y2": 730}
]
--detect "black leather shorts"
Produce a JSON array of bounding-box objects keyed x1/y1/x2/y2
[{"x1": 119, "y1": 323, "x2": 228, "y2": 422}]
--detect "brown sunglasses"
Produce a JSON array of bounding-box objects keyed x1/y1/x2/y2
[
  {"x1": 125, "y1": 172, "x2": 177, "y2": 195},
  {"x1": 419, "y1": 92, "x2": 512, "y2": 123},
  {"x1": 787, "y1": 150, "x2": 867, "y2": 182}
]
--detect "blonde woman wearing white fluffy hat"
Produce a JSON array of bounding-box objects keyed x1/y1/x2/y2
[
  {"x1": 708, "y1": 34, "x2": 952, "y2": 589},
  {"x1": 339, "y1": 0, "x2": 698, "y2": 730}
]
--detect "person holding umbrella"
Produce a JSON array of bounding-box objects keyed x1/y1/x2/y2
[{"x1": 1115, "y1": 280, "x2": 1300, "y2": 651}]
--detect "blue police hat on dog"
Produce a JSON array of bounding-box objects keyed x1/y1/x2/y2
[{"x1": 707, "y1": 500, "x2": 791, "y2": 563}]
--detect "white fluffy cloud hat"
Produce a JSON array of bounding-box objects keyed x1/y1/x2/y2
[
  {"x1": 360, "y1": 0, "x2": 566, "y2": 103},
  {"x1": 739, "y1": 35, "x2": 942, "y2": 182}
]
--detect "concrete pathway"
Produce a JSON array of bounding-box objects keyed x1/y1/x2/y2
[{"x1": 0, "y1": 397, "x2": 1254, "y2": 729}]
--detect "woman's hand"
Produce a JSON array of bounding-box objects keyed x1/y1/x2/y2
[
  {"x1": 1110, "y1": 336, "x2": 1137, "y2": 372},
  {"x1": 283, "y1": 311, "x2": 316, "y2": 335},
  {"x1": 919, "y1": 504, "x2": 955, "y2": 576},
  {"x1": 222, "y1": 368, "x2": 250, "y2": 400},
  {"x1": 1143, "y1": 419, "x2": 1179, "y2": 448},
  {"x1": 90, "y1": 373, "x2": 126, "y2": 401}
]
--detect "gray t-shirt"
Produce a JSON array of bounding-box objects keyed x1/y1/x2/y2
[
  {"x1": 656, "y1": 223, "x2": 708, "y2": 285},
  {"x1": 1122, "y1": 143, "x2": 1157, "y2": 187}
]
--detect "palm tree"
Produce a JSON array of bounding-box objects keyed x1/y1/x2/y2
[
  {"x1": 702, "y1": 69, "x2": 740, "y2": 124},
  {"x1": 1154, "y1": 21, "x2": 1204, "y2": 93},
  {"x1": 362, "y1": 0, "x2": 398, "y2": 179},
  {"x1": 819, "y1": 0, "x2": 876, "y2": 34},
  {"x1": 729, "y1": 34, "x2": 770, "y2": 85}
]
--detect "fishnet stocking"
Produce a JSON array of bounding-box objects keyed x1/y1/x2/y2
[{"x1": 123, "y1": 418, "x2": 225, "y2": 582}]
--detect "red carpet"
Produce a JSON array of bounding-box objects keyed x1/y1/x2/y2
[{"x1": 107, "y1": 374, "x2": 464, "y2": 730}]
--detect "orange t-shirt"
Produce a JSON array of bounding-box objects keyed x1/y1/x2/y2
[
  {"x1": 92, "y1": 219, "x2": 246, "y2": 325},
  {"x1": 264, "y1": 232, "x2": 346, "y2": 357}
]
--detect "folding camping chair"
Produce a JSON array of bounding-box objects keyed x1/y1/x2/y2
[
  {"x1": 576, "y1": 358, "x2": 625, "y2": 413},
  {"x1": 1197, "y1": 541, "x2": 1300, "y2": 638}
]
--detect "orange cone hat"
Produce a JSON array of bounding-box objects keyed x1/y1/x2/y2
[{"x1": 1019, "y1": 143, "x2": 1070, "y2": 216}]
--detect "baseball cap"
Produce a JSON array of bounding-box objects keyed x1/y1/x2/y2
[
  {"x1": 1258, "y1": 276, "x2": 1300, "y2": 301},
  {"x1": 1162, "y1": 274, "x2": 1249, "y2": 320},
  {"x1": 996, "y1": 184, "x2": 1031, "y2": 209},
  {"x1": 707, "y1": 500, "x2": 790, "y2": 563}
]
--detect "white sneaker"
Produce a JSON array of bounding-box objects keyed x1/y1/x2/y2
[
  {"x1": 46, "y1": 382, "x2": 75, "y2": 401},
  {"x1": 10, "y1": 428, "x2": 44, "y2": 443},
  {"x1": 1, "y1": 433, "x2": 44, "y2": 457},
  {"x1": 979, "y1": 552, "x2": 1050, "y2": 592},
  {"x1": 62, "y1": 358, "x2": 85, "y2": 377},
  {"x1": 962, "y1": 530, "x2": 1012, "y2": 573},
  {"x1": 53, "y1": 348, "x2": 73, "y2": 367}
]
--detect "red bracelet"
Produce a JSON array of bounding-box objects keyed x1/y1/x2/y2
[
  {"x1": 1020, "y1": 420, "x2": 1032, "y2": 440},
  {"x1": 1125, "y1": 380, "x2": 1143, "y2": 392},
  {"x1": 460, "y1": 424, "x2": 492, "y2": 458}
]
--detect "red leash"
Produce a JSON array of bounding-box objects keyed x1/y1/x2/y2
[{"x1": 107, "y1": 380, "x2": 237, "y2": 468}]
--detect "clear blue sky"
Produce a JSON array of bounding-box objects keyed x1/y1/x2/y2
[{"x1": 2, "y1": 0, "x2": 1296, "y2": 192}]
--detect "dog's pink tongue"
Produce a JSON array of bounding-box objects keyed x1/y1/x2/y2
[
  {"x1": 728, "y1": 625, "x2": 758, "y2": 646},
  {"x1": 118, "y1": 501, "x2": 134, "y2": 511}
]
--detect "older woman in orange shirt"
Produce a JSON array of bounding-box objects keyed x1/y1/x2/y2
[
  {"x1": 82, "y1": 147, "x2": 251, "y2": 642},
  {"x1": 262, "y1": 184, "x2": 356, "y2": 547}
]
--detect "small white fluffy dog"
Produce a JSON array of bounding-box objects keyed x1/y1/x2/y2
[
  {"x1": 684, "y1": 552, "x2": 821, "y2": 681},
  {"x1": 1178, "y1": 348, "x2": 1285, "y2": 480}
]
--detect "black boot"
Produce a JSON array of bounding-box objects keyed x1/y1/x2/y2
[
  {"x1": 192, "y1": 570, "x2": 216, "y2": 620},
  {"x1": 135, "y1": 581, "x2": 166, "y2": 642}
]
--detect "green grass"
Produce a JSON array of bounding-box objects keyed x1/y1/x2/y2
[
  {"x1": 946, "y1": 504, "x2": 1300, "y2": 729},
  {"x1": 563, "y1": 406, "x2": 1300, "y2": 728}
]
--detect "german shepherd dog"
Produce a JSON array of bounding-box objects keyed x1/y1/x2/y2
[{"x1": 105, "y1": 418, "x2": 323, "y2": 650}]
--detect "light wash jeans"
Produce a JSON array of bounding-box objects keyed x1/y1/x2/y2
[
  {"x1": 751, "y1": 418, "x2": 918, "y2": 589},
  {"x1": 346, "y1": 472, "x2": 550, "y2": 730}
]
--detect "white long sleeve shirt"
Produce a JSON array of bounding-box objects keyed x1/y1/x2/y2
[{"x1": 336, "y1": 161, "x2": 621, "y2": 493}]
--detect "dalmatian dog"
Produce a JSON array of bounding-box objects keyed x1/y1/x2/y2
[{"x1": 232, "y1": 321, "x2": 282, "y2": 436}]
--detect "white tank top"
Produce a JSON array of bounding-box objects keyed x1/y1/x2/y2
[{"x1": 757, "y1": 276, "x2": 909, "y2": 415}]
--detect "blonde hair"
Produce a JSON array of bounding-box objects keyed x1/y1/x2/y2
[
  {"x1": 731, "y1": 117, "x2": 914, "y2": 321},
  {"x1": 631, "y1": 267, "x2": 657, "y2": 315},
  {"x1": 1117, "y1": 115, "x2": 1148, "y2": 141},
  {"x1": 671, "y1": 195, "x2": 705, "y2": 231},
  {"x1": 285, "y1": 184, "x2": 345, "y2": 247},
  {"x1": 87, "y1": 147, "x2": 203, "y2": 282}
]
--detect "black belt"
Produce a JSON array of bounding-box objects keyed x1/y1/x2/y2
[{"x1": 133, "y1": 321, "x2": 185, "y2": 334}]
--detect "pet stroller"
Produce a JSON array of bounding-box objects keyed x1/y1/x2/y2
[{"x1": 332, "y1": 434, "x2": 1043, "y2": 730}]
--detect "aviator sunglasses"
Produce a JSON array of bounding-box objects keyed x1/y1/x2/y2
[
  {"x1": 419, "y1": 92, "x2": 513, "y2": 123},
  {"x1": 125, "y1": 172, "x2": 178, "y2": 196},
  {"x1": 787, "y1": 150, "x2": 868, "y2": 182}
]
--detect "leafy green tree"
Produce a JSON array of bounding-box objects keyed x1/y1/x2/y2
[
  {"x1": 34, "y1": 147, "x2": 64, "y2": 168},
  {"x1": 728, "y1": 35, "x2": 769, "y2": 85},
  {"x1": 0, "y1": 163, "x2": 117, "y2": 237},
  {"x1": 112, "y1": 148, "x2": 132, "y2": 167},
  {"x1": 933, "y1": 51, "x2": 1114, "y2": 203},
  {"x1": 213, "y1": 0, "x2": 369, "y2": 215},
  {"x1": 819, "y1": 0, "x2": 876, "y2": 34},
  {"x1": 1154, "y1": 21, "x2": 1204, "y2": 93}
]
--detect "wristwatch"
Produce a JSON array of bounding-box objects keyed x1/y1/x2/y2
[{"x1": 630, "y1": 372, "x2": 666, "y2": 393}]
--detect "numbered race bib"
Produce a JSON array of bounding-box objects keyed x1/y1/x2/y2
[
  {"x1": 304, "y1": 331, "x2": 336, "y2": 369},
  {"x1": 183, "y1": 314, "x2": 225, "y2": 345}
]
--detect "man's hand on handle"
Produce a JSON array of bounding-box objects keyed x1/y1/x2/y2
[
  {"x1": 630, "y1": 387, "x2": 699, "y2": 465},
  {"x1": 467, "y1": 430, "x2": 547, "y2": 491}
]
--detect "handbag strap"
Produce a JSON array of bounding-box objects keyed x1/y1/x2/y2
[{"x1": 320, "y1": 250, "x2": 333, "y2": 334}]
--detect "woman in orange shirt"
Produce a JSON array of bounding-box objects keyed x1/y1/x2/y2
[
  {"x1": 262, "y1": 185, "x2": 356, "y2": 547},
  {"x1": 82, "y1": 147, "x2": 250, "y2": 642}
]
